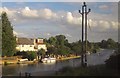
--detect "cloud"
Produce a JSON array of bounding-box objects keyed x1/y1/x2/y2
[
  {"x1": 99, "y1": 5, "x2": 109, "y2": 10},
  {"x1": 1, "y1": 7, "x2": 118, "y2": 33},
  {"x1": 39, "y1": 8, "x2": 57, "y2": 19},
  {"x1": 1, "y1": 7, "x2": 17, "y2": 18},
  {"x1": 111, "y1": 21, "x2": 118, "y2": 29},
  {"x1": 66, "y1": 12, "x2": 74, "y2": 23},
  {"x1": 21, "y1": 7, "x2": 38, "y2": 17},
  {"x1": 13, "y1": 31, "x2": 28, "y2": 37},
  {"x1": 66, "y1": 34, "x2": 72, "y2": 37}
]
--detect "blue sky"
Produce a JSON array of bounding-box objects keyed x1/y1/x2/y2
[{"x1": 1, "y1": 2, "x2": 118, "y2": 42}]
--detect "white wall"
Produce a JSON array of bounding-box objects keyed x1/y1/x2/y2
[
  {"x1": 16, "y1": 45, "x2": 35, "y2": 51},
  {"x1": 38, "y1": 44, "x2": 47, "y2": 52},
  {"x1": 16, "y1": 44, "x2": 47, "y2": 52}
]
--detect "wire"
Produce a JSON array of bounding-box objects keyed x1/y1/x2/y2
[{"x1": 88, "y1": 21, "x2": 94, "y2": 43}]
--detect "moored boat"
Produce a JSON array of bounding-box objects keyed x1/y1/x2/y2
[{"x1": 41, "y1": 57, "x2": 56, "y2": 63}]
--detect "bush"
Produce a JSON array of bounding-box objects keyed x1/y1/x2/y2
[
  {"x1": 4, "y1": 61, "x2": 8, "y2": 65},
  {"x1": 27, "y1": 51, "x2": 37, "y2": 61}
]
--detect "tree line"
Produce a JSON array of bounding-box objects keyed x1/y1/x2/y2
[{"x1": 44, "y1": 35, "x2": 118, "y2": 56}]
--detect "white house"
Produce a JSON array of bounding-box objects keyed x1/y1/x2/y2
[{"x1": 16, "y1": 38, "x2": 47, "y2": 52}]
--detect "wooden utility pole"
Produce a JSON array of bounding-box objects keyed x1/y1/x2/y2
[{"x1": 79, "y1": 2, "x2": 91, "y2": 67}]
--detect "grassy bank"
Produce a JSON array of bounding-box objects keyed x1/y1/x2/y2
[
  {"x1": 56, "y1": 55, "x2": 80, "y2": 61},
  {"x1": 55, "y1": 64, "x2": 119, "y2": 76},
  {"x1": 1, "y1": 55, "x2": 80, "y2": 65}
]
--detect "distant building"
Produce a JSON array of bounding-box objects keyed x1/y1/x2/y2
[{"x1": 16, "y1": 38, "x2": 47, "y2": 52}]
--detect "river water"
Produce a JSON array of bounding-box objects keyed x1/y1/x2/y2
[{"x1": 2, "y1": 49, "x2": 114, "y2": 76}]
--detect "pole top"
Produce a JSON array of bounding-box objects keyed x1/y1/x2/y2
[{"x1": 83, "y1": 2, "x2": 86, "y2": 6}]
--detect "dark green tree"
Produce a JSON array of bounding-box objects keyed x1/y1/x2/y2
[
  {"x1": 27, "y1": 51, "x2": 37, "y2": 61},
  {"x1": 47, "y1": 46, "x2": 57, "y2": 55},
  {"x1": 2, "y1": 12, "x2": 16, "y2": 56},
  {"x1": 55, "y1": 35, "x2": 67, "y2": 46},
  {"x1": 57, "y1": 46, "x2": 71, "y2": 55},
  {"x1": 100, "y1": 40, "x2": 107, "y2": 48},
  {"x1": 48, "y1": 36, "x2": 57, "y2": 46},
  {"x1": 38, "y1": 48, "x2": 46, "y2": 59},
  {"x1": 107, "y1": 38, "x2": 116, "y2": 49},
  {"x1": 0, "y1": 19, "x2": 2, "y2": 56}
]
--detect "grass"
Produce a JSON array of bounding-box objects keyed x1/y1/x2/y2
[{"x1": 55, "y1": 64, "x2": 119, "y2": 76}]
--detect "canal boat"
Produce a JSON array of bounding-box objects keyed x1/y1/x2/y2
[
  {"x1": 86, "y1": 51, "x2": 91, "y2": 55},
  {"x1": 41, "y1": 57, "x2": 56, "y2": 63}
]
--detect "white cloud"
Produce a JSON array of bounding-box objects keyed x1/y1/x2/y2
[
  {"x1": 1, "y1": 7, "x2": 17, "y2": 18},
  {"x1": 99, "y1": 5, "x2": 109, "y2": 10},
  {"x1": 46, "y1": 33, "x2": 51, "y2": 36},
  {"x1": 66, "y1": 34, "x2": 72, "y2": 37},
  {"x1": 39, "y1": 8, "x2": 57, "y2": 19},
  {"x1": 1, "y1": 7, "x2": 118, "y2": 32},
  {"x1": 111, "y1": 21, "x2": 118, "y2": 29},
  {"x1": 88, "y1": 19, "x2": 97, "y2": 27},
  {"x1": 21, "y1": 7, "x2": 38, "y2": 17},
  {"x1": 66, "y1": 12, "x2": 74, "y2": 23},
  {"x1": 66, "y1": 12, "x2": 82, "y2": 25},
  {"x1": 99, "y1": 20, "x2": 110, "y2": 29}
]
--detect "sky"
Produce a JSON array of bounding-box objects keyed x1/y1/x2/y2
[{"x1": 0, "y1": 2, "x2": 118, "y2": 42}]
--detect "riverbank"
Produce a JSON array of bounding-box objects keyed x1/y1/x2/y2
[
  {"x1": 57, "y1": 55, "x2": 80, "y2": 61},
  {"x1": 1, "y1": 55, "x2": 81, "y2": 65}
]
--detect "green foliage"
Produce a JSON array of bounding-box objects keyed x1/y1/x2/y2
[
  {"x1": 0, "y1": 19, "x2": 1, "y2": 56},
  {"x1": 44, "y1": 34, "x2": 117, "y2": 55},
  {"x1": 27, "y1": 51, "x2": 37, "y2": 61},
  {"x1": 48, "y1": 36, "x2": 57, "y2": 46},
  {"x1": 107, "y1": 38, "x2": 117, "y2": 49},
  {"x1": 38, "y1": 48, "x2": 46, "y2": 56},
  {"x1": 55, "y1": 35, "x2": 67, "y2": 46},
  {"x1": 99, "y1": 38, "x2": 117, "y2": 49},
  {"x1": 69, "y1": 42, "x2": 82, "y2": 54},
  {"x1": 15, "y1": 51, "x2": 28, "y2": 59},
  {"x1": 90, "y1": 43, "x2": 100, "y2": 53},
  {"x1": 45, "y1": 35, "x2": 71, "y2": 55},
  {"x1": 2, "y1": 12, "x2": 16, "y2": 56},
  {"x1": 57, "y1": 46, "x2": 71, "y2": 55},
  {"x1": 47, "y1": 46, "x2": 57, "y2": 55}
]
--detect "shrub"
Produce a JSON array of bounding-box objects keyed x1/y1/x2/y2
[{"x1": 27, "y1": 51, "x2": 37, "y2": 61}]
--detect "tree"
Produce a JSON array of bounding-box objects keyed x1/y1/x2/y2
[
  {"x1": 0, "y1": 19, "x2": 2, "y2": 56},
  {"x1": 57, "y1": 46, "x2": 71, "y2": 55},
  {"x1": 47, "y1": 46, "x2": 57, "y2": 55},
  {"x1": 27, "y1": 51, "x2": 37, "y2": 61},
  {"x1": 100, "y1": 40, "x2": 107, "y2": 48},
  {"x1": 55, "y1": 35, "x2": 67, "y2": 46},
  {"x1": 107, "y1": 38, "x2": 116, "y2": 49},
  {"x1": 48, "y1": 36, "x2": 57, "y2": 46},
  {"x1": 2, "y1": 12, "x2": 16, "y2": 56},
  {"x1": 69, "y1": 41, "x2": 82, "y2": 55},
  {"x1": 38, "y1": 48, "x2": 46, "y2": 59}
]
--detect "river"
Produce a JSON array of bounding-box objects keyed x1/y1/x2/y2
[{"x1": 2, "y1": 49, "x2": 114, "y2": 76}]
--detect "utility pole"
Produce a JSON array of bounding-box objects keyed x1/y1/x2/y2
[{"x1": 79, "y1": 2, "x2": 91, "y2": 67}]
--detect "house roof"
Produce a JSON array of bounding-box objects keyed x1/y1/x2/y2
[{"x1": 17, "y1": 38, "x2": 34, "y2": 45}]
